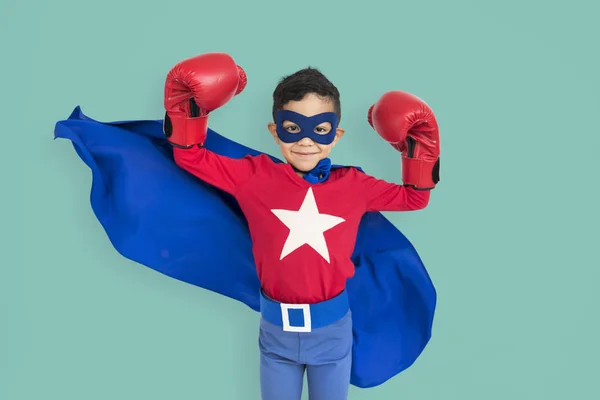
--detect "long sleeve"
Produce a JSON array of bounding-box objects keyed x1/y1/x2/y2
[
  {"x1": 358, "y1": 170, "x2": 431, "y2": 212},
  {"x1": 173, "y1": 145, "x2": 260, "y2": 195}
]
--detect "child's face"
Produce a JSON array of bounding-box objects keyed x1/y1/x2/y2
[{"x1": 268, "y1": 93, "x2": 344, "y2": 173}]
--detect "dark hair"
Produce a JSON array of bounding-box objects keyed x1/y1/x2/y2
[{"x1": 272, "y1": 67, "x2": 341, "y2": 122}]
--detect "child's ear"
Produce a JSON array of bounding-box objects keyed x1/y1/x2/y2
[
  {"x1": 332, "y1": 127, "x2": 345, "y2": 147},
  {"x1": 267, "y1": 123, "x2": 279, "y2": 143}
]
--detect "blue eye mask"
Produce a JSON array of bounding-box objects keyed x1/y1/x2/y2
[{"x1": 275, "y1": 110, "x2": 338, "y2": 145}]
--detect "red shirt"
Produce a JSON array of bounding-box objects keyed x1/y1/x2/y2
[{"x1": 173, "y1": 146, "x2": 430, "y2": 304}]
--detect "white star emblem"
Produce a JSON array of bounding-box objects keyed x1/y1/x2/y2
[{"x1": 271, "y1": 188, "x2": 345, "y2": 263}]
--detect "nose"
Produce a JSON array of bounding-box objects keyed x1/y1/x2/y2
[{"x1": 297, "y1": 137, "x2": 314, "y2": 146}]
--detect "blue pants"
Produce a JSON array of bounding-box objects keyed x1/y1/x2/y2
[{"x1": 258, "y1": 311, "x2": 353, "y2": 400}]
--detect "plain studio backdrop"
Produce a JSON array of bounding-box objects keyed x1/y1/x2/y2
[{"x1": 2, "y1": 0, "x2": 598, "y2": 399}]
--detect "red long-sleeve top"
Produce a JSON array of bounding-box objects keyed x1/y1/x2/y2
[{"x1": 173, "y1": 146, "x2": 430, "y2": 304}]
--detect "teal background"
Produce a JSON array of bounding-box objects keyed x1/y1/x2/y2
[{"x1": 2, "y1": 0, "x2": 599, "y2": 399}]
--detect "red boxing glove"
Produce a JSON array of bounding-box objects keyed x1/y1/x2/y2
[
  {"x1": 163, "y1": 52, "x2": 247, "y2": 147},
  {"x1": 368, "y1": 91, "x2": 440, "y2": 190}
]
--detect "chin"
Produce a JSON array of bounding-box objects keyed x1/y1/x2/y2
[{"x1": 291, "y1": 159, "x2": 319, "y2": 172}]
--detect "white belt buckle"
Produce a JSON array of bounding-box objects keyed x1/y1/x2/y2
[{"x1": 280, "y1": 303, "x2": 311, "y2": 332}]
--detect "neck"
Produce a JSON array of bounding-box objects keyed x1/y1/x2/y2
[{"x1": 292, "y1": 157, "x2": 331, "y2": 184}]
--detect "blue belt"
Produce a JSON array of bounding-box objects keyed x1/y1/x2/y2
[{"x1": 259, "y1": 289, "x2": 350, "y2": 333}]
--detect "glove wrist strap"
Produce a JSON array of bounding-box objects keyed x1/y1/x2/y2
[
  {"x1": 402, "y1": 156, "x2": 440, "y2": 190},
  {"x1": 164, "y1": 112, "x2": 208, "y2": 147}
]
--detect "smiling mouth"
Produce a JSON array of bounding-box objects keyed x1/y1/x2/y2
[
  {"x1": 292, "y1": 150, "x2": 317, "y2": 156},
  {"x1": 293, "y1": 151, "x2": 318, "y2": 156}
]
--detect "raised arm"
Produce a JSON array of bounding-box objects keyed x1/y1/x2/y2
[
  {"x1": 164, "y1": 52, "x2": 256, "y2": 195},
  {"x1": 363, "y1": 90, "x2": 440, "y2": 211},
  {"x1": 360, "y1": 171, "x2": 431, "y2": 212}
]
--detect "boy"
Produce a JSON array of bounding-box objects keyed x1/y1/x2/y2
[{"x1": 163, "y1": 52, "x2": 439, "y2": 400}]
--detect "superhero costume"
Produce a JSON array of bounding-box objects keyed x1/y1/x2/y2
[
  {"x1": 54, "y1": 107, "x2": 436, "y2": 388},
  {"x1": 53, "y1": 53, "x2": 439, "y2": 390}
]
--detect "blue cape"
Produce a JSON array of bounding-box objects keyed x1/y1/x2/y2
[{"x1": 54, "y1": 106, "x2": 437, "y2": 388}]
